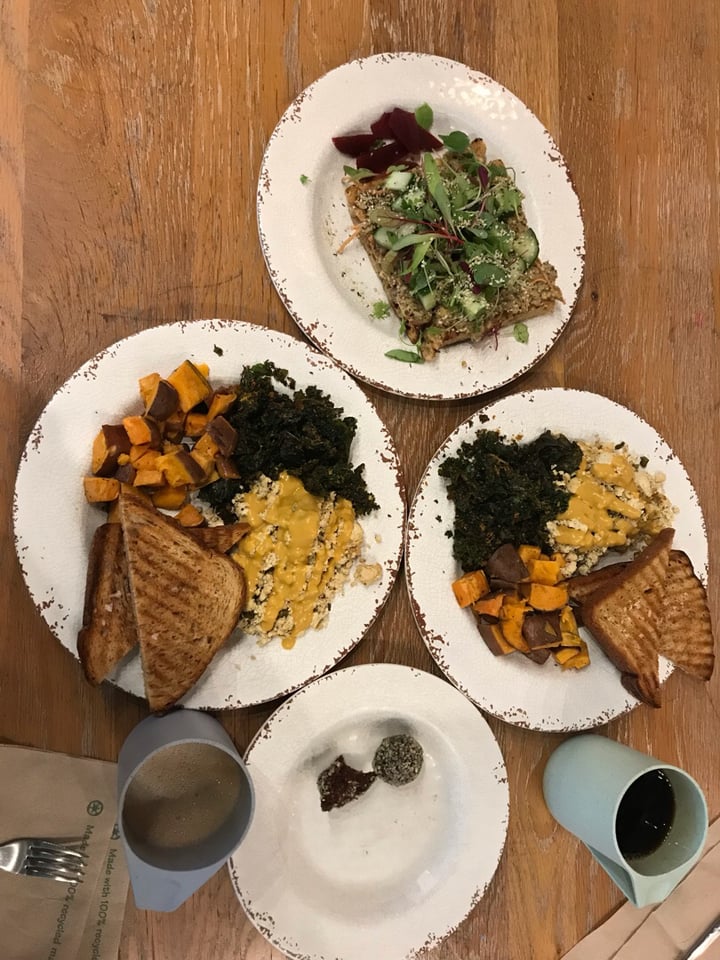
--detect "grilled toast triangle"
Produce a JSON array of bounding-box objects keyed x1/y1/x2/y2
[
  {"x1": 119, "y1": 487, "x2": 246, "y2": 712},
  {"x1": 653, "y1": 550, "x2": 714, "y2": 681},
  {"x1": 581, "y1": 528, "x2": 675, "y2": 708},
  {"x1": 77, "y1": 522, "x2": 137, "y2": 684}
]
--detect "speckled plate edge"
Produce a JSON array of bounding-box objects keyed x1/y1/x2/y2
[
  {"x1": 405, "y1": 389, "x2": 708, "y2": 731},
  {"x1": 228, "y1": 663, "x2": 509, "y2": 960},
  {"x1": 13, "y1": 320, "x2": 406, "y2": 710},
  {"x1": 257, "y1": 51, "x2": 585, "y2": 401}
]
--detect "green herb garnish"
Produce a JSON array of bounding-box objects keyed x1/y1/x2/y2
[
  {"x1": 372, "y1": 300, "x2": 391, "y2": 319},
  {"x1": 343, "y1": 165, "x2": 376, "y2": 181},
  {"x1": 415, "y1": 103, "x2": 434, "y2": 130},
  {"x1": 385, "y1": 348, "x2": 424, "y2": 364},
  {"x1": 439, "y1": 130, "x2": 470, "y2": 152},
  {"x1": 299, "y1": 173, "x2": 310, "y2": 185}
]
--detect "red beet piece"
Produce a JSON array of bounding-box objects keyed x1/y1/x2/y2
[
  {"x1": 370, "y1": 111, "x2": 394, "y2": 139},
  {"x1": 332, "y1": 133, "x2": 379, "y2": 157},
  {"x1": 388, "y1": 108, "x2": 442, "y2": 153},
  {"x1": 356, "y1": 140, "x2": 408, "y2": 173}
]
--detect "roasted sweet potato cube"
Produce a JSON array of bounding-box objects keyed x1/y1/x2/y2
[
  {"x1": 138, "y1": 372, "x2": 161, "y2": 408},
  {"x1": 113, "y1": 463, "x2": 137, "y2": 485},
  {"x1": 207, "y1": 392, "x2": 237, "y2": 421},
  {"x1": 157, "y1": 449, "x2": 206, "y2": 487},
  {"x1": 522, "y1": 582, "x2": 569, "y2": 611},
  {"x1": 133, "y1": 449, "x2": 162, "y2": 471},
  {"x1": 517, "y1": 544, "x2": 542, "y2": 566},
  {"x1": 192, "y1": 432, "x2": 220, "y2": 460},
  {"x1": 524, "y1": 647, "x2": 552, "y2": 665},
  {"x1": 452, "y1": 569, "x2": 490, "y2": 607},
  {"x1": 527, "y1": 557, "x2": 563, "y2": 585},
  {"x1": 184, "y1": 412, "x2": 208, "y2": 437},
  {"x1": 145, "y1": 378, "x2": 180, "y2": 421},
  {"x1": 134, "y1": 468, "x2": 164, "y2": 487},
  {"x1": 206, "y1": 415, "x2": 238, "y2": 457},
  {"x1": 83, "y1": 476, "x2": 121, "y2": 503},
  {"x1": 91, "y1": 424, "x2": 131, "y2": 477},
  {"x1": 486, "y1": 544, "x2": 530, "y2": 584},
  {"x1": 560, "y1": 641, "x2": 591, "y2": 670},
  {"x1": 522, "y1": 612, "x2": 562, "y2": 650},
  {"x1": 122, "y1": 415, "x2": 162, "y2": 448},
  {"x1": 166, "y1": 360, "x2": 212, "y2": 412},
  {"x1": 500, "y1": 617, "x2": 530, "y2": 653},
  {"x1": 472, "y1": 593, "x2": 505, "y2": 620},
  {"x1": 476, "y1": 620, "x2": 515, "y2": 656},
  {"x1": 129, "y1": 443, "x2": 151, "y2": 466},
  {"x1": 215, "y1": 456, "x2": 242, "y2": 480},
  {"x1": 163, "y1": 408, "x2": 187, "y2": 442},
  {"x1": 175, "y1": 503, "x2": 206, "y2": 527},
  {"x1": 151, "y1": 485, "x2": 188, "y2": 510}
]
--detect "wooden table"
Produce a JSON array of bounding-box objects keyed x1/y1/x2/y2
[{"x1": 2, "y1": 2, "x2": 719, "y2": 958}]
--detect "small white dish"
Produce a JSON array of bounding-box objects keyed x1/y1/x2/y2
[{"x1": 229, "y1": 663, "x2": 509, "y2": 959}]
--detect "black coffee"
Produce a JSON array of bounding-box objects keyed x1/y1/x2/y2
[{"x1": 615, "y1": 769, "x2": 675, "y2": 861}]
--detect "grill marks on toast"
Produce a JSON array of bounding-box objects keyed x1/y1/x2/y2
[
  {"x1": 566, "y1": 540, "x2": 714, "y2": 691},
  {"x1": 655, "y1": 551, "x2": 714, "y2": 681},
  {"x1": 77, "y1": 487, "x2": 248, "y2": 710},
  {"x1": 120, "y1": 490, "x2": 246, "y2": 712},
  {"x1": 77, "y1": 523, "x2": 137, "y2": 684},
  {"x1": 581, "y1": 529, "x2": 675, "y2": 708}
]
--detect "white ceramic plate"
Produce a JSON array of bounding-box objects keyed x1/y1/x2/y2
[
  {"x1": 229, "y1": 663, "x2": 509, "y2": 959},
  {"x1": 257, "y1": 52, "x2": 584, "y2": 401},
  {"x1": 405, "y1": 389, "x2": 708, "y2": 731},
  {"x1": 13, "y1": 320, "x2": 405, "y2": 709}
]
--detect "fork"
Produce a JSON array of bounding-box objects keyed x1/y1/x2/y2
[{"x1": 0, "y1": 837, "x2": 88, "y2": 883}]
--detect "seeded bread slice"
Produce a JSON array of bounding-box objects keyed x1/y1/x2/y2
[
  {"x1": 581, "y1": 528, "x2": 675, "y2": 708},
  {"x1": 119, "y1": 487, "x2": 247, "y2": 712}
]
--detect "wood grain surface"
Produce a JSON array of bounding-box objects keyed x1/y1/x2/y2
[{"x1": 2, "y1": 1, "x2": 719, "y2": 958}]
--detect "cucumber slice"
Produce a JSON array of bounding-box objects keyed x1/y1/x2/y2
[
  {"x1": 384, "y1": 170, "x2": 413, "y2": 191},
  {"x1": 514, "y1": 228, "x2": 539, "y2": 267},
  {"x1": 459, "y1": 290, "x2": 488, "y2": 320},
  {"x1": 418, "y1": 290, "x2": 437, "y2": 311}
]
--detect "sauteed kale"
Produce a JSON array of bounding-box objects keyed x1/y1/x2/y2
[
  {"x1": 201, "y1": 362, "x2": 378, "y2": 518},
  {"x1": 439, "y1": 429, "x2": 582, "y2": 571}
]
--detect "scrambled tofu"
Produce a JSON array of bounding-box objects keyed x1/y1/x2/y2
[
  {"x1": 230, "y1": 472, "x2": 368, "y2": 649},
  {"x1": 548, "y1": 440, "x2": 677, "y2": 575}
]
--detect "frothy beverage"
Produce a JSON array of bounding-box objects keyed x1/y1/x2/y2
[{"x1": 123, "y1": 742, "x2": 244, "y2": 851}]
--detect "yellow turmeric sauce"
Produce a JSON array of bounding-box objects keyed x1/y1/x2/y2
[{"x1": 231, "y1": 472, "x2": 357, "y2": 648}]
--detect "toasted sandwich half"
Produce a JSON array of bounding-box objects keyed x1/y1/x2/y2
[{"x1": 119, "y1": 487, "x2": 247, "y2": 712}]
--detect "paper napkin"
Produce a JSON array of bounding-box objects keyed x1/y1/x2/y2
[{"x1": 0, "y1": 745, "x2": 129, "y2": 960}]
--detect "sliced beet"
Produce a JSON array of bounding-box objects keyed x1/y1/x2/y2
[
  {"x1": 370, "y1": 111, "x2": 394, "y2": 139},
  {"x1": 356, "y1": 140, "x2": 408, "y2": 173},
  {"x1": 479, "y1": 165, "x2": 490, "y2": 188},
  {"x1": 388, "y1": 108, "x2": 442, "y2": 152},
  {"x1": 332, "y1": 133, "x2": 379, "y2": 157}
]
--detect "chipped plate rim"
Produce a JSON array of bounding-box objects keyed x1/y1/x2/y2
[
  {"x1": 13, "y1": 320, "x2": 406, "y2": 710},
  {"x1": 405, "y1": 388, "x2": 708, "y2": 731},
  {"x1": 229, "y1": 663, "x2": 509, "y2": 960},
  {"x1": 257, "y1": 51, "x2": 585, "y2": 401}
]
